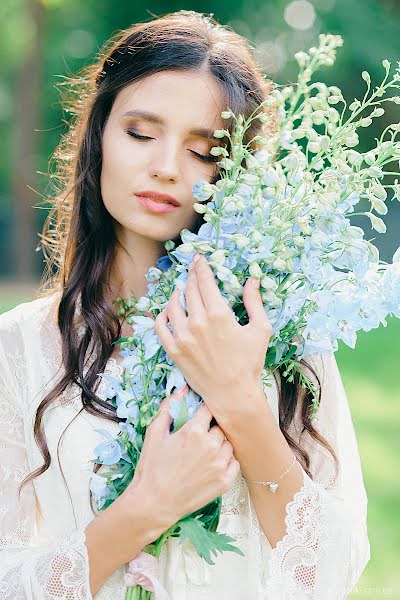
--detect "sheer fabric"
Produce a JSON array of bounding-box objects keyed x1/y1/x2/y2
[{"x1": 0, "y1": 293, "x2": 370, "y2": 599}]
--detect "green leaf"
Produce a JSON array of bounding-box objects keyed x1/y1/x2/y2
[
  {"x1": 177, "y1": 517, "x2": 245, "y2": 565},
  {"x1": 172, "y1": 395, "x2": 189, "y2": 432}
]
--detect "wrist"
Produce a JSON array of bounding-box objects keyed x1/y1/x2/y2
[
  {"x1": 208, "y1": 383, "x2": 270, "y2": 435},
  {"x1": 121, "y1": 481, "x2": 175, "y2": 543}
]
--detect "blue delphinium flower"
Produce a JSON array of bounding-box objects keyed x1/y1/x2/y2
[{"x1": 93, "y1": 429, "x2": 123, "y2": 465}]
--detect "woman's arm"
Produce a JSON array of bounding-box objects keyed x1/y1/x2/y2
[
  {"x1": 213, "y1": 352, "x2": 370, "y2": 599},
  {"x1": 215, "y1": 383, "x2": 305, "y2": 549},
  {"x1": 84, "y1": 487, "x2": 167, "y2": 596}
]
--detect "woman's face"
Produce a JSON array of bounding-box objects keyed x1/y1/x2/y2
[{"x1": 100, "y1": 69, "x2": 226, "y2": 243}]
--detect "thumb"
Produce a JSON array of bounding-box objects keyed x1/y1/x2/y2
[{"x1": 243, "y1": 276, "x2": 266, "y2": 327}]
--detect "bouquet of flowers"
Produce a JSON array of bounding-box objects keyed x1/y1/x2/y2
[{"x1": 89, "y1": 34, "x2": 400, "y2": 599}]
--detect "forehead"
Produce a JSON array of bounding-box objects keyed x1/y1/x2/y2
[{"x1": 110, "y1": 70, "x2": 226, "y2": 132}]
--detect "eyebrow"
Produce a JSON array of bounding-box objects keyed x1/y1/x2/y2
[{"x1": 121, "y1": 109, "x2": 216, "y2": 140}]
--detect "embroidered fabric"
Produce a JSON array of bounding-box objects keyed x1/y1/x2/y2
[{"x1": 0, "y1": 293, "x2": 370, "y2": 599}]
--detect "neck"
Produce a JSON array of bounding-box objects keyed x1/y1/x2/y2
[{"x1": 106, "y1": 228, "x2": 165, "y2": 303}]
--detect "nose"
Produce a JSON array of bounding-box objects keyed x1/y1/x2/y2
[{"x1": 149, "y1": 139, "x2": 181, "y2": 182}]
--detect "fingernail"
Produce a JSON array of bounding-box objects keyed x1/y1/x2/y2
[
  {"x1": 252, "y1": 277, "x2": 260, "y2": 287},
  {"x1": 193, "y1": 253, "x2": 201, "y2": 263}
]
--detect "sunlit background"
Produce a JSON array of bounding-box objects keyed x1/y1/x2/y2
[{"x1": 0, "y1": 1, "x2": 399, "y2": 597}]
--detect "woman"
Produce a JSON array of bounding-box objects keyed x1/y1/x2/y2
[{"x1": 0, "y1": 10, "x2": 370, "y2": 599}]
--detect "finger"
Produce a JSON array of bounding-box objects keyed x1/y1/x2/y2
[
  {"x1": 243, "y1": 276, "x2": 272, "y2": 331},
  {"x1": 217, "y1": 439, "x2": 235, "y2": 465},
  {"x1": 185, "y1": 262, "x2": 206, "y2": 317},
  {"x1": 226, "y1": 456, "x2": 241, "y2": 481},
  {"x1": 207, "y1": 424, "x2": 226, "y2": 447},
  {"x1": 154, "y1": 309, "x2": 179, "y2": 356},
  {"x1": 166, "y1": 289, "x2": 188, "y2": 334},
  {"x1": 193, "y1": 254, "x2": 229, "y2": 314},
  {"x1": 183, "y1": 401, "x2": 213, "y2": 430}
]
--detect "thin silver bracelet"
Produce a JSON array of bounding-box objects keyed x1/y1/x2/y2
[{"x1": 242, "y1": 455, "x2": 297, "y2": 493}]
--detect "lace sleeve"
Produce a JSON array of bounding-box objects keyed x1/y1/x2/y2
[
  {"x1": 0, "y1": 306, "x2": 93, "y2": 599},
  {"x1": 255, "y1": 351, "x2": 370, "y2": 600}
]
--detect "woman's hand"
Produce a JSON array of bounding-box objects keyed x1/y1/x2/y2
[
  {"x1": 154, "y1": 253, "x2": 272, "y2": 425},
  {"x1": 125, "y1": 385, "x2": 240, "y2": 532}
]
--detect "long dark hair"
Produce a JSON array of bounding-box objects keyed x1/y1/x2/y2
[{"x1": 19, "y1": 10, "x2": 338, "y2": 497}]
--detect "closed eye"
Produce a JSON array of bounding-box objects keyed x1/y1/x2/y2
[{"x1": 126, "y1": 129, "x2": 220, "y2": 163}]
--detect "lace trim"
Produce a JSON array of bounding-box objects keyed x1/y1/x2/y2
[
  {"x1": 262, "y1": 469, "x2": 331, "y2": 598},
  {"x1": 33, "y1": 529, "x2": 92, "y2": 599}
]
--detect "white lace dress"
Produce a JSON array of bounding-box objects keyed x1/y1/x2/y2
[{"x1": 0, "y1": 292, "x2": 370, "y2": 599}]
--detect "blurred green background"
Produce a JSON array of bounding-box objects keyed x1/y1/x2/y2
[{"x1": 0, "y1": 0, "x2": 399, "y2": 598}]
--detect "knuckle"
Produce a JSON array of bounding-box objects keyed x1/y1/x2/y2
[
  {"x1": 189, "y1": 318, "x2": 205, "y2": 333},
  {"x1": 208, "y1": 309, "x2": 224, "y2": 322},
  {"x1": 187, "y1": 423, "x2": 204, "y2": 438},
  {"x1": 220, "y1": 471, "x2": 234, "y2": 491},
  {"x1": 176, "y1": 331, "x2": 194, "y2": 348},
  {"x1": 263, "y1": 320, "x2": 273, "y2": 335},
  {"x1": 208, "y1": 437, "x2": 220, "y2": 451},
  {"x1": 222, "y1": 439, "x2": 233, "y2": 453}
]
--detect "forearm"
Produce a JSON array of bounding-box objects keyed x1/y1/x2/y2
[
  {"x1": 217, "y1": 385, "x2": 305, "y2": 549},
  {"x1": 85, "y1": 487, "x2": 165, "y2": 596}
]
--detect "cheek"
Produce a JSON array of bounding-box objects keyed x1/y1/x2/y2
[{"x1": 100, "y1": 135, "x2": 143, "y2": 207}]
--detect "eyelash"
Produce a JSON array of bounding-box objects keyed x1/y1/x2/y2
[{"x1": 126, "y1": 129, "x2": 219, "y2": 163}]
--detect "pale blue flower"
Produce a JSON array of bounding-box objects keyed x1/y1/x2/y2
[
  {"x1": 93, "y1": 429, "x2": 123, "y2": 465},
  {"x1": 89, "y1": 473, "x2": 112, "y2": 509}
]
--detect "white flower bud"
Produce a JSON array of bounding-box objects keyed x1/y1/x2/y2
[
  {"x1": 328, "y1": 95, "x2": 341, "y2": 104},
  {"x1": 251, "y1": 230, "x2": 263, "y2": 244},
  {"x1": 327, "y1": 107, "x2": 340, "y2": 122},
  {"x1": 312, "y1": 110, "x2": 325, "y2": 125},
  {"x1": 194, "y1": 241, "x2": 215, "y2": 253},
  {"x1": 193, "y1": 203, "x2": 207, "y2": 214},
  {"x1": 370, "y1": 107, "x2": 385, "y2": 117},
  {"x1": 136, "y1": 297, "x2": 151, "y2": 312},
  {"x1": 218, "y1": 158, "x2": 235, "y2": 170},
  {"x1": 308, "y1": 142, "x2": 321, "y2": 154},
  {"x1": 164, "y1": 240, "x2": 175, "y2": 251},
  {"x1": 179, "y1": 243, "x2": 195, "y2": 253},
  {"x1": 273, "y1": 258, "x2": 286, "y2": 271},
  {"x1": 263, "y1": 167, "x2": 280, "y2": 187},
  {"x1": 294, "y1": 235, "x2": 305, "y2": 247},
  {"x1": 370, "y1": 196, "x2": 388, "y2": 215},
  {"x1": 349, "y1": 99, "x2": 361, "y2": 111},
  {"x1": 361, "y1": 71, "x2": 371, "y2": 84},
  {"x1": 382, "y1": 59, "x2": 390, "y2": 70},
  {"x1": 213, "y1": 129, "x2": 229, "y2": 138},
  {"x1": 344, "y1": 133, "x2": 359, "y2": 148},
  {"x1": 242, "y1": 173, "x2": 260, "y2": 186},
  {"x1": 261, "y1": 275, "x2": 278, "y2": 290},
  {"x1": 319, "y1": 136, "x2": 330, "y2": 151},
  {"x1": 371, "y1": 180, "x2": 387, "y2": 200},
  {"x1": 256, "y1": 112, "x2": 269, "y2": 123},
  {"x1": 367, "y1": 212, "x2": 386, "y2": 233},
  {"x1": 249, "y1": 262, "x2": 262, "y2": 279},
  {"x1": 209, "y1": 249, "x2": 226, "y2": 266},
  {"x1": 294, "y1": 51, "x2": 309, "y2": 67},
  {"x1": 221, "y1": 110, "x2": 234, "y2": 119},
  {"x1": 359, "y1": 117, "x2": 372, "y2": 127},
  {"x1": 368, "y1": 166, "x2": 384, "y2": 178},
  {"x1": 364, "y1": 151, "x2": 377, "y2": 165},
  {"x1": 233, "y1": 234, "x2": 250, "y2": 248},
  {"x1": 210, "y1": 146, "x2": 228, "y2": 156}
]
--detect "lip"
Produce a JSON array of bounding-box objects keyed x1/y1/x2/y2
[
  {"x1": 136, "y1": 190, "x2": 181, "y2": 207},
  {"x1": 135, "y1": 195, "x2": 180, "y2": 214}
]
